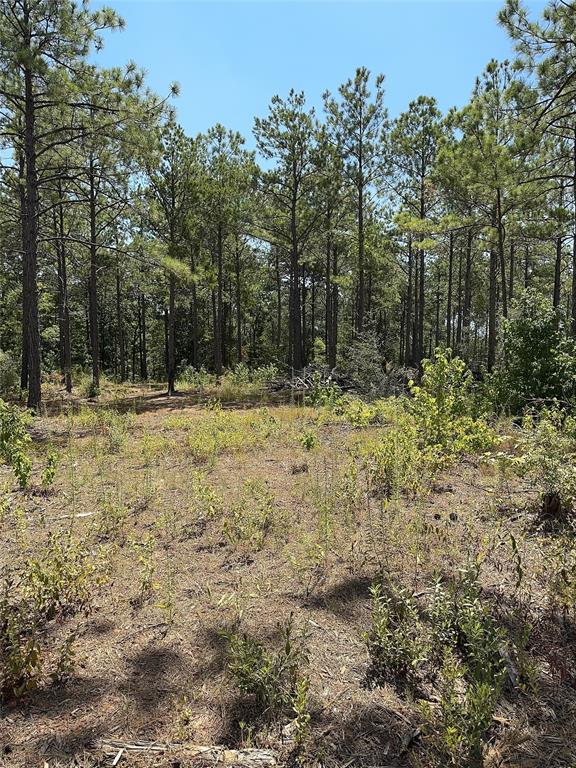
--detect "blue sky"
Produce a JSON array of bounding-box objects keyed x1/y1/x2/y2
[{"x1": 94, "y1": 1, "x2": 544, "y2": 147}]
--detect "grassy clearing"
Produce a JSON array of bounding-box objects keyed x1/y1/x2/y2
[{"x1": 1, "y1": 378, "x2": 576, "y2": 767}]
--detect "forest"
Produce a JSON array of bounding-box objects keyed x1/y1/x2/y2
[
  {"x1": 1, "y1": 1, "x2": 576, "y2": 768},
  {"x1": 0, "y1": 0, "x2": 573, "y2": 408}
]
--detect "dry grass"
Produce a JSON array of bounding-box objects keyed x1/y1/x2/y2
[{"x1": 1, "y1": 394, "x2": 575, "y2": 768}]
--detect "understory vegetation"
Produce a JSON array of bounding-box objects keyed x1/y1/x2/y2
[{"x1": 2, "y1": 347, "x2": 576, "y2": 767}]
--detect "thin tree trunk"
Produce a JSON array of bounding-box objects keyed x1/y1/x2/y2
[
  {"x1": 456, "y1": 239, "x2": 463, "y2": 350},
  {"x1": 23, "y1": 62, "x2": 41, "y2": 410},
  {"x1": 167, "y1": 273, "x2": 176, "y2": 394},
  {"x1": 140, "y1": 294, "x2": 148, "y2": 380},
  {"x1": 405, "y1": 235, "x2": 413, "y2": 366},
  {"x1": 509, "y1": 239, "x2": 515, "y2": 303},
  {"x1": 235, "y1": 236, "x2": 242, "y2": 363},
  {"x1": 116, "y1": 266, "x2": 126, "y2": 381},
  {"x1": 496, "y1": 188, "x2": 508, "y2": 319},
  {"x1": 488, "y1": 246, "x2": 498, "y2": 372},
  {"x1": 213, "y1": 224, "x2": 224, "y2": 376},
  {"x1": 328, "y1": 246, "x2": 338, "y2": 369},
  {"x1": 446, "y1": 231, "x2": 454, "y2": 349},
  {"x1": 88, "y1": 155, "x2": 100, "y2": 390},
  {"x1": 572, "y1": 133, "x2": 576, "y2": 334},
  {"x1": 462, "y1": 228, "x2": 473, "y2": 351}
]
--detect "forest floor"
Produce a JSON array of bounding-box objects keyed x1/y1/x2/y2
[{"x1": 1, "y1": 387, "x2": 576, "y2": 768}]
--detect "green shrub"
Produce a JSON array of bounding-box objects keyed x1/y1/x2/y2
[
  {"x1": 224, "y1": 615, "x2": 308, "y2": 717},
  {"x1": 409, "y1": 349, "x2": 495, "y2": 461},
  {"x1": 0, "y1": 350, "x2": 19, "y2": 397},
  {"x1": 0, "y1": 399, "x2": 32, "y2": 488},
  {"x1": 361, "y1": 413, "x2": 425, "y2": 499},
  {"x1": 223, "y1": 478, "x2": 275, "y2": 550},
  {"x1": 1, "y1": 535, "x2": 101, "y2": 702},
  {"x1": 421, "y1": 649, "x2": 497, "y2": 768},
  {"x1": 429, "y1": 566, "x2": 506, "y2": 688},
  {"x1": 514, "y1": 408, "x2": 576, "y2": 517},
  {"x1": 488, "y1": 289, "x2": 576, "y2": 414},
  {"x1": 364, "y1": 582, "x2": 427, "y2": 686}
]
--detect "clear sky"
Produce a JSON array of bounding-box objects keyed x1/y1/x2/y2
[{"x1": 93, "y1": 0, "x2": 545, "y2": 147}]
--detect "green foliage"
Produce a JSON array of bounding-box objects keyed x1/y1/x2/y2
[
  {"x1": 361, "y1": 412, "x2": 424, "y2": 499},
  {"x1": 409, "y1": 349, "x2": 495, "y2": 461},
  {"x1": 41, "y1": 450, "x2": 59, "y2": 488},
  {"x1": 306, "y1": 373, "x2": 342, "y2": 407},
  {"x1": 0, "y1": 399, "x2": 32, "y2": 488},
  {"x1": 422, "y1": 566, "x2": 507, "y2": 766},
  {"x1": 0, "y1": 350, "x2": 19, "y2": 396},
  {"x1": 1, "y1": 536, "x2": 101, "y2": 702},
  {"x1": 337, "y1": 332, "x2": 386, "y2": 397},
  {"x1": 488, "y1": 290, "x2": 576, "y2": 414},
  {"x1": 514, "y1": 409, "x2": 576, "y2": 517},
  {"x1": 299, "y1": 427, "x2": 319, "y2": 451},
  {"x1": 422, "y1": 650, "x2": 497, "y2": 767},
  {"x1": 224, "y1": 615, "x2": 309, "y2": 717},
  {"x1": 223, "y1": 478, "x2": 275, "y2": 550},
  {"x1": 364, "y1": 582, "x2": 426, "y2": 685}
]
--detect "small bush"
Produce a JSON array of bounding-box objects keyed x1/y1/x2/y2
[
  {"x1": 409, "y1": 349, "x2": 495, "y2": 461},
  {"x1": 421, "y1": 649, "x2": 497, "y2": 768},
  {"x1": 0, "y1": 399, "x2": 32, "y2": 488},
  {"x1": 515, "y1": 409, "x2": 576, "y2": 517},
  {"x1": 364, "y1": 582, "x2": 427, "y2": 686},
  {"x1": 487, "y1": 289, "x2": 576, "y2": 414},
  {"x1": 1, "y1": 535, "x2": 101, "y2": 702},
  {"x1": 224, "y1": 615, "x2": 308, "y2": 717},
  {"x1": 0, "y1": 350, "x2": 19, "y2": 397},
  {"x1": 223, "y1": 479, "x2": 274, "y2": 550}
]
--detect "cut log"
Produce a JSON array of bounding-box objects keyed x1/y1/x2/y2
[{"x1": 96, "y1": 739, "x2": 277, "y2": 766}]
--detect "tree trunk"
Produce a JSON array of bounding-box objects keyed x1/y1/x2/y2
[
  {"x1": 356, "y1": 166, "x2": 365, "y2": 334},
  {"x1": 167, "y1": 273, "x2": 176, "y2": 394},
  {"x1": 446, "y1": 231, "x2": 454, "y2": 349},
  {"x1": 116, "y1": 266, "x2": 126, "y2": 381},
  {"x1": 405, "y1": 235, "x2": 413, "y2": 366},
  {"x1": 289, "y1": 187, "x2": 303, "y2": 370},
  {"x1": 496, "y1": 188, "x2": 508, "y2": 319},
  {"x1": 88, "y1": 156, "x2": 100, "y2": 391},
  {"x1": 488, "y1": 246, "x2": 498, "y2": 372},
  {"x1": 462, "y1": 229, "x2": 473, "y2": 353},
  {"x1": 571, "y1": 133, "x2": 576, "y2": 334},
  {"x1": 213, "y1": 224, "x2": 224, "y2": 376},
  {"x1": 235, "y1": 236, "x2": 242, "y2": 363},
  {"x1": 23, "y1": 64, "x2": 41, "y2": 411},
  {"x1": 140, "y1": 294, "x2": 148, "y2": 380},
  {"x1": 328, "y1": 246, "x2": 338, "y2": 369},
  {"x1": 456, "y1": 239, "x2": 463, "y2": 350}
]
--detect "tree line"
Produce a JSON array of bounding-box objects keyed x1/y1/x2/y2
[{"x1": 0, "y1": 0, "x2": 575, "y2": 410}]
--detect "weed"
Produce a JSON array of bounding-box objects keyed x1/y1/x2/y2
[
  {"x1": 364, "y1": 581, "x2": 427, "y2": 686},
  {"x1": 41, "y1": 449, "x2": 59, "y2": 488},
  {"x1": 299, "y1": 428, "x2": 319, "y2": 451},
  {"x1": 0, "y1": 399, "x2": 32, "y2": 488},
  {"x1": 224, "y1": 614, "x2": 308, "y2": 718},
  {"x1": 224, "y1": 479, "x2": 275, "y2": 550}
]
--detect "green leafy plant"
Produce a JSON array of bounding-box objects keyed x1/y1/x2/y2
[
  {"x1": 0, "y1": 399, "x2": 32, "y2": 488},
  {"x1": 515, "y1": 408, "x2": 576, "y2": 518},
  {"x1": 409, "y1": 349, "x2": 495, "y2": 461},
  {"x1": 224, "y1": 614, "x2": 309, "y2": 718},
  {"x1": 364, "y1": 581, "x2": 427, "y2": 686},
  {"x1": 223, "y1": 479, "x2": 275, "y2": 550},
  {"x1": 41, "y1": 449, "x2": 59, "y2": 488}
]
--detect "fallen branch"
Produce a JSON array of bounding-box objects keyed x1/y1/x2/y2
[{"x1": 96, "y1": 739, "x2": 277, "y2": 766}]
